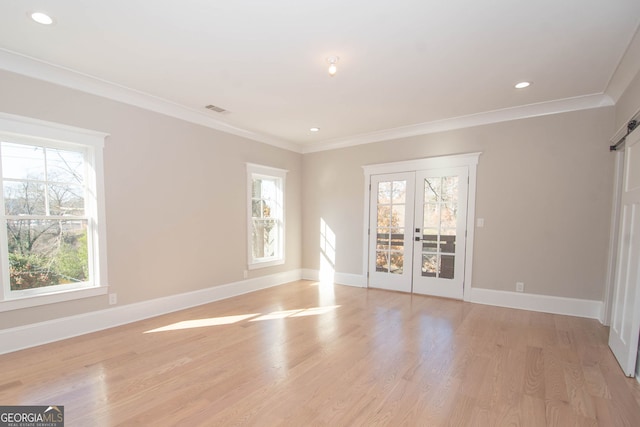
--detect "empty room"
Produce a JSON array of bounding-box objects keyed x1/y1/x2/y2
[{"x1": 1, "y1": 1, "x2": 640, "y2": 425}]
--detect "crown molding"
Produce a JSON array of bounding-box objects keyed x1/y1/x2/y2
[
  {"x1": 302, "y1": 93, "x2": 614, "y2": 153},
  {"x1": 0, "y1": 48, "x2": 619, "y2": 156},
  {"x1": 605, "y1": 21, "x2": 640, "y2": 103},
  {"x1": 0, "y1": 48, "x2": 303, "y2": 153}
]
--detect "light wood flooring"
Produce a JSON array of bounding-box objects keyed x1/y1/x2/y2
[{"x1": 2, "y1": 280, "x2": 640, "y2": 426}]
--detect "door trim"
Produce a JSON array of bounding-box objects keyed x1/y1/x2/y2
[{"x1": 362, "y1": 152, "x2": 481, "y2": 299}]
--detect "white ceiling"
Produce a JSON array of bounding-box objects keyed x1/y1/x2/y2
[{"x1": 1, "y1": 1, "x2": 639, "y2": 153}]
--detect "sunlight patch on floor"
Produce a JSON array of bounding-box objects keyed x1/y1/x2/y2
[{"x1": 144, "y1": 305, "x2": 341, "y2": 333}]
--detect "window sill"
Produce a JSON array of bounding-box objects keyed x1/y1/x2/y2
[
  {"x1": 248, "y1": 258, "x2": 285, "y2": 270},
  {"x1": 0, "y1": 286, "x2": 108, "y2": 313}
]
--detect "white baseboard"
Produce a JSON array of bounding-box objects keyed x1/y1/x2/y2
[
  {"x1": 301, "y1": 269, "x2": 366, "y2": 287},
  {"x1": 0, "y1": 269, "x2": 302, "y2": 355},
  {"x1": 301, "y1": 271, "x2": 603, "y2": 320},
  {"x1": 466, "y1": 287, "x2": 603, "y2": 320}
]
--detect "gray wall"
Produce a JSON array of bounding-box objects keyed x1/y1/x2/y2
[
  {"x1": 302, "y1": 107, "x2": 615, "y2": 301},
  {"x1": 0, "y1": 70, "x2": 302, "y2": 329}
]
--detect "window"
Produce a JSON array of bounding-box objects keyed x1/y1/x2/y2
[
  {"x1": 0, "y1": 113, "x2": 108, "y2": 311},
  {"x1": 247, "y1": 163, "x2": 286, "y2": 269}
]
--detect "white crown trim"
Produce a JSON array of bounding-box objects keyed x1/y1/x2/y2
[
  {"x1": 0, "y1": 48, "x2": 302, "y2": 153},
  {"x1": 302, "y1": 93, "x2": 614, "y2": 153},
  {"x1": 0, "y1": 48, "x2": 619, "y2": 155}
]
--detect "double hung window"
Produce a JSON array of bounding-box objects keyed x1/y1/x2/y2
[
  {"x1": 0, "y1": 114, "x2": 108, "y2": 310},
  {"x1": 247, "y1": 164, "x2": 286, "y2": 269}
]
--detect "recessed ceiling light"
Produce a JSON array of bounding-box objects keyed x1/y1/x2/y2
[
  {"x1": 30, "y1": 12, "x2": 54, "y2": 25},
  {"x1": 515, "y1": 81, "x2": 531, "y2": 89},
  {"x1": 310, "y1": 127, "x2": 320, "y2": 132},
  {"x1": 326, "y1": 56, "x2": 339, "y2": 77}
]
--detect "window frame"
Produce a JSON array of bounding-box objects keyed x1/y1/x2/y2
[
  {"x1": 246, "y1": 163, "x2": 286, "y2": 270},
  {"x1": 0, "y1": 113, "x2": 109, "y2": 312}
]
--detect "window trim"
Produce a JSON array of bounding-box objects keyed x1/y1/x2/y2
[
  {"x1": 0, "y1": 112, "x2": 109, "y2": 312},
  {"x1": 246, "y1": 163, "x2": 287, "y2": 270}
]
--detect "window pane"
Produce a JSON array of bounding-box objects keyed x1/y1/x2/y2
[
  {"x1": 252, "y1": 179, "x2": 262, "y2": 198},
  {"x1": 1, "y1": 142, "x2": 45, "y2": 180},
  {"x1": 252, "y1": 219, "x2": 278, "y2": 258},
  {"x1": 7, "y1": 219, "x2": 89, "y2": 290},
  {"x1": 3, "y1": 181, "x2": 46, "y2": 215},
  {"x1": 263, "y1": 198, "x2": 277, "y2": 218},
  {"x1": 260, "y1": 178, "x2": 277, "y2": 200},
  {"x1": 48, "y1": 184, "x2": 85, "y2": 216},
  {"x1": 46, "y1": 148, "x2": 85, "y2": 184},
  {"x1": 251, "y1": 200, "x2": 262, "y2": 218}
]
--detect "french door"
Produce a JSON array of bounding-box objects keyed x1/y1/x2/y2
[{"x1": 368, "y1": 167, "x2": 468, "y2": 299}]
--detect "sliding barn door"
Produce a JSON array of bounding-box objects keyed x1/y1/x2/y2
[{"x1": 609, "y1": 128, "x2": 640, "y2": 377}]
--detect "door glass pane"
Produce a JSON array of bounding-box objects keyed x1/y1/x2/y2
[
  {"x1": 376, "y1": 251, "x2": 389, "y2": 272},
  {"x1": 391, "y1": 229, "x2": 404, "y2": 250},
  {"x1": 376, "y1": 228, "x2": 390, "y2": 249},
  {"x1": 390, "y1": 251, "x2": 404, "y2": 274},
  {"x1": 378, "y1": 181, "x2": 391, "y2": 203},
  {"x1": 421, "y1": 175, "x2": 459, "y2": 280},
  {"x1": 422, "y1": 254, "x2": 437, "y2": 277},
  {"x1": 391, "y1": 181, "x2": 406, "y2": 203},
  {"x1": 440, "y1": 255, "x2": 455, "y2": 279},
  {"x1": 442, "y1": 176, "x2": 458, "y2": 203},
  {"x1": 439, "y1": 235, "x2": 455, "y2": 254},
  {"x1": 391, "y1": 205, "x2": 405, "y2": 228},
  {"x1": 424, "y1": 177, "x2": 440, "y2": 202},
  {"x1": 376, "y1": 180, "x2": 407, "y2": 276},
  {"x1": 423, "y1": 204, "x2": 439, "y2": 228},
  {"x1": 377, "y1": 206, "x2": 390, "y2": 226},
  {"x1": 441, "y1": 203, "x2": 457, "y2": 228}
]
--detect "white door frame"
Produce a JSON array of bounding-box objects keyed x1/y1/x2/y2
[
  {"x1": 362, "y1": 152, "x2": 481, "y2": 299},
  {"x1": 602, "y1": 150, "x2": 625, "y2": 325}
]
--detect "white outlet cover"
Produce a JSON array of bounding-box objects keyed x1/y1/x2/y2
[{"x1": 477, "y1": 218, "x2": 485, "y2": 227}]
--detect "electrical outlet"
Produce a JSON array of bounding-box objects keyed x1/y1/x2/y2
[
  {"x1": 516, "y1": 282, "x2": 524, "y2": 292},
  {"x1": 243, "y1": 270, "x2": 248, "y2": 279},
  {"x1": 109, "y1": 293, "x2": 117, "y2": 305}
]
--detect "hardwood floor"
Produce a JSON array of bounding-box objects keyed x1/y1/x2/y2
[{"x1": 2, "y1": 280, "x2": 640, "y2": 426}]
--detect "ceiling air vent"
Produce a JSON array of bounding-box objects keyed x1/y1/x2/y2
[{"x1": 205, "y1": 104, "x2": 228, "y2": 114}]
